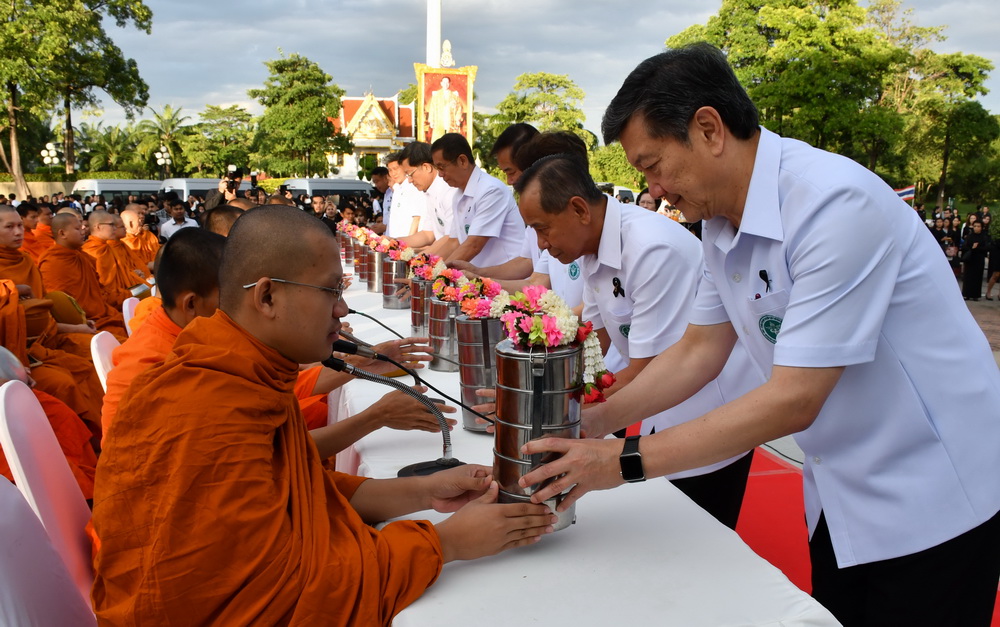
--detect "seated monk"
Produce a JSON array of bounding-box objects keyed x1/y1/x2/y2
[
  {"x1": 14, "y1": 202, "x2": 45, "y2": 262},
  {"x1": 0, "y1": 346, "x2": 97, "y2": 500},
  {"x1": 81, "y1": 210, "x2": 153, "y2": 308},
  {"x1": 0, "y1": 280, "x2": 104, "y2": 443},
  {"x1": 102, "y1": 226, "x2": 451, "y2": 459},
  {"x1": 120, "y1": 204, "x2": 160, "y2": 268},
  {"x1": 0, "y1": 206, "x2": 98, "y2": 360},
  {"x1": 37, "y1": 213, "x2": 128, "y2": 341},
  {"x1": 30, "y1": 203, "x2": 56, "y2": 257},
  {"x1": 92, "y1": 205, "x2": 556, "y2": 624}
]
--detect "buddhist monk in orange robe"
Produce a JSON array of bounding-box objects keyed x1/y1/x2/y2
[
  {"x1": 120, "y1": 205, "x2": 160, "y2": 268},
  {"x1": 30, "y1": 202, "x2": 56, "y2": 257},
  {"x1": 37, "y1": 213, "x2": 128, "y2": 341},
  {"x1": 101, "y1": 227, "x2": 450, "y2": 456},
  {"x1": 15, "y1": 202, "x2": 46, "y2": 262},
  {"x1": 92, "y1": 206, "x2": 553, "y2": 625},
  {"x1": 81, "y1": 211, "x2": 153, "y2": 309}
]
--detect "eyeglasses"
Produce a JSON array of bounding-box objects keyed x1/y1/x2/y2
[
  {"x1": 242, "y1": 277, "x2": 347, "y2": 301},
  {"x1": 434, "y1": 159, "x2": 457, "y2": 173},
  {"x1": 404, "y1": 169, "x2": 417, "y2": 179},
  {"x1": 95, "y1": 222, "x2": 115, "y2": 228}
]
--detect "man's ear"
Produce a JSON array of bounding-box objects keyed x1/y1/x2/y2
[{"x1": 569, "y1": 196, "x2": 592, "y2": 225}]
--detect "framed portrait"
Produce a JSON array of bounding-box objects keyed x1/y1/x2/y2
[{"x1": 414, "y1": 63, "x2": 478, "y2": 145}]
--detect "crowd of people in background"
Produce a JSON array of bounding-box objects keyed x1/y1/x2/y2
[{"x1": 917, "y1": 202, "x2": 998, "y2": 301}]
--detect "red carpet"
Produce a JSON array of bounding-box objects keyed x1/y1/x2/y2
[{"x1": 736, "y1": 448, "x2": 1000, "y2": 626}]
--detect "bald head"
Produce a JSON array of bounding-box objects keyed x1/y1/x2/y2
[
  {"x1": 203, "y1": 205, "x2": 244, "y2": 237},
  {"x1": 0, "y1": 206, "x2": 23, "y2": 250},
  {"x1": 265, "y1": 194, "x2": 295, "y2": 207},
  {"x1": 88, "y1": 210, "x2": 117, "y2": 241},
  {"x1": 228, "y1": 197, "x2": 256, "y2": 211},
  {"x1": 218, "y1": 206, "x2": 346, "y2": 363},
  {"x1": 52, "y1": 212, "x2": 85, "y2": 249},
  {"x1": 121, "y1": 208, "x2": 143, "y2": 235}
]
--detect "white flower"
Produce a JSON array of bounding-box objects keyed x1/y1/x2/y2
[{"x1": 489, "y1": 291, "x2": 511, "y2": 318}]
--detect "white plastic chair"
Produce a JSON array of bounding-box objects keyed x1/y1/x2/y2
[
  {"x1": 90, "y1": 331, "x2": 121, "y2": 392},
  {"x1": 0, "y1": 479, "x2": 96, "y2": 625},
  {"x1": 121, "y1": 297, "x2": 140, "y2": 336},
  {"x1": 0, "y1": 380, "x2": 96, "y2": 612}
]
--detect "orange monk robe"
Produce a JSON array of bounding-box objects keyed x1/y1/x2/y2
[
  {"x1": 0, "y1": 246, "x2": 94, "y2": 360},
  {"x1": 104, "y1": 305, "x2": 330, "y2": 439},
  {"x1": 37, "y1": 244, "x2": 128, "y2": 341},
  {"x1": 93, "y1": 312, "x2": 442, "y2": 624},
  {"x1": 20, "y1": 227, "x2": 47, "y2": 263},
  {"x1": 81, "y1": 236, "x2": 153, "y2": 309},
  {"x1": 295, "y1": 365, "x2": 331, "y2": 430},
  {"x1": 0, "y1": 389, "x2": 97, "y2": 500},
  {"x1": 127, "y1": 295, "x2": 160, "y2": 334},
  {"x1": 122, "y1": 229, "x2": 160, "y2": 267},
  {"x1": 0, "y1": 280, "x2": 104, "y2": 434},
  {"x1": 31, "y1": 224, "x2": 55, "y2": 257}
]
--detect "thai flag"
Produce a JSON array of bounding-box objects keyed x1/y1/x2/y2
[{"x1": 894, "y1": 185, "x2": 916, "y2": 201}]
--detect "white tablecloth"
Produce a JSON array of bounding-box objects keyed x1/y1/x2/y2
[{"x1": 337, "y1": 278, "x2": 840, "y2": 627}]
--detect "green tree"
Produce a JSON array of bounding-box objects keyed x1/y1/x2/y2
[
  {"x1": 0, "y1": 0, "x2": 152, "y2": 195},
  {"x1": 495, "y1": 73, "x2": 588, "y2": 143},
  {"x1": 181, "y1": 105, "x2": 255, "y2": 176},
  {"x1": 590, "y1": 144, "x2": 646, "y2": 191},
  {"x1": 249, "y1": 52, "x2": 352, "y2": 177},
  {"x1": 85, "y1": 122, "x2": 141, "y2": 172},
  {"x1": 136, "y1": 105, "x2": 191, "y2": 177}
]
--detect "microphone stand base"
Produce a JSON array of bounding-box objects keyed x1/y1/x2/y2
[{"x1": 397, "y1": 457, "x2": 466, "y2": 477}]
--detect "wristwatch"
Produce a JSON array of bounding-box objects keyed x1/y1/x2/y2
[{"x1": 619, "y1": 435, "x2": 646, "y2": 483}]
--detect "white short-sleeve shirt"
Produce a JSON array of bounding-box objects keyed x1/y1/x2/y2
[
  {"x1": 450, "y1": 166, "x2": 524, "y2": 267},
  {"x1": 580, "y1": 197, "x2": 760, "y2": 479},
  {"x1": 386, "y1": 180, "x2": 423, "y2": 238},
  {"x1": 690, "y1": 127, "x2": 1000, "y2": 567},
  {"x1": 534, "y1": 250, "x2": 584, "y2": 309},
  {"x1": 418, "y1": 175, "x2": 458, "y2": 241}
]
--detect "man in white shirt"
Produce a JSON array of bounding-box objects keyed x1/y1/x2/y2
[
  {"x1": 159, "y1": 201, "x2": 199, "y2": 240},
  {"x1": 520, "y1": 43, "x2": 1000, "y2": 626},
  {"x1": 396, "y1": 142, "x2": 457, "y2": 254},
  {"x1": 385, "y1": 152, "x2": 423, "y2": 239},
  {"x1": 430, "y1": 133, "x2": 524, "y2": 266},
  {"x1": 516, "y1": 154, "x2": 759, "y2": 527}
]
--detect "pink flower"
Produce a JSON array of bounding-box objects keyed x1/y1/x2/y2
[
  {"x1": 597, "y1": 371, "x2": 616, "y2": 390},
  {"x1": 521, "y1": 284, "x2": 548, "y2": 310},
  {"x1": 443, "y1": 286, "x2": 458, "y2": 301},
  {"x1": 518, "y1": 315, "x2": 535, "y2": 334},
  {"x1": 501, "y1": 311, "x2": 523, "y2": 336},
  {"x1": 482, "y1": 278, "x2": 502, "y2": 298},
  {"x1": 541, "y1": 315, "x2": 563, "y2": 346}
]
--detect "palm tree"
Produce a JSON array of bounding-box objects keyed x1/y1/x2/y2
[
  {"x1": 86, "y1": 123, "x2": 140, "y2": 172},
  {"x1": 136, "y1": 105, "x2": 192, "y2": 177}
]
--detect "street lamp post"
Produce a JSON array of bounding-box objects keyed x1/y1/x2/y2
[
  {"x1": 154, "y1": 145, "x2": 172, "y2": 179},
  {"x1": 40, "y1": 142, "x2": 61, "y2": 169}
]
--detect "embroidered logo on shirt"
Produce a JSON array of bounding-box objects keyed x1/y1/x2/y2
[
  {"x1": 619, "y1": 324, "x2": 631, "y2": 338},
  {"x1": 758, "y1": 315, "x2": 782, "y2": 344},
  {"x1": 568, "y1": 262, "x2": 580, "y2": 280}
]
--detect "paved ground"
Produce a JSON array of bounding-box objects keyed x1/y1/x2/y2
[{"x1": 769, "y1": 290, "x2": 1000, "y2": 466}]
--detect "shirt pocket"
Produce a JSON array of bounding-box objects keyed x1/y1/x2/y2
[{"x1": 747, "y1": 289, "x2": 789, "y2": 317}]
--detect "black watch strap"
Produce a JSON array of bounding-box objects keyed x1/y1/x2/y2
[{"x1": 619, "y1": 435, "x2": 645, "y2": 483}]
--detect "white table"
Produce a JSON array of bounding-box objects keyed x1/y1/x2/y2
[{"x1": 338, "y1": 279, "x2": 840, "y2": 627}]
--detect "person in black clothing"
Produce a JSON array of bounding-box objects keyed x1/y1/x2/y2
[
  {"x1": 928, "y1": 218, "x2": 945, "y2": 244},
  {"x1": 962, "y1": 221, "x2": 989, "y2": 300}
]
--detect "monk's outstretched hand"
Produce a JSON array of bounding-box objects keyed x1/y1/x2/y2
[
  {"x1": 355, "y1": 337, "x2": 434, "y2": 375},
  {"x1": 371, "y1": 385, "x2": 457, "y2": 433},
  {"x1": 425, "y1": 463, "x2": 492, "y2": 512},
  {"x1": 471, "y1": 388, "x2": 496, "y2": 433},
  {"x1": 435, "y1": 480, "x2": 556, "y2": 563}
]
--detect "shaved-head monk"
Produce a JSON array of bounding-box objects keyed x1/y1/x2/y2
[
  {"x1": 81, "y1": 210, "x2": 153, "y2": 308},
  {"x1": 120, "y1": 204, "x2": 159, "y2": 267},
  {"x1": 31, "y1": 203, "x2": 55, "y2": 255},
  {"x1": 92, "y1": 205, "x2": 555, "y2": 624},
  {"x1": 37, "y1": 213, "x2": 128, "y2": 341},
  {"x1": 0, "y1": 346, "x2": 97, "y2": 499},
  {"x1": 15, "y1": 202, "x2": 45, "y2": 262},
  {"x1": 202, "y1": 204, "x2": 244, "y2": 236}
]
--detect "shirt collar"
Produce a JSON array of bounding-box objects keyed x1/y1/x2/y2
[
  {"x1": 461, "y1": 166, "x2": 484, "y2": 199},
  {"x1": 593, "y1": 195, "x2": 622, "y2": 271},
  {"x1": 706, "y1": 127, "x2": 784, "y2": 253}
]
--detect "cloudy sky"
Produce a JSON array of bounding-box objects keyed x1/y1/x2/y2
[{"x1": 92, "y1": 0, "x2": 1000, "y2": 142}]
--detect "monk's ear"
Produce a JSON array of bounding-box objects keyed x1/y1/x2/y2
[{"x1": 247, "y1": 278, "x2": 279, "y2": 319}]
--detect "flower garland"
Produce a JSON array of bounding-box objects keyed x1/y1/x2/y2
[
  {"x1": 387, "y1": 246, "x2": 415, "y2": 262},
  {"x1": 497, "y1": 285, "x2": 615, "y2": 403},
  {"x1": 459, "y1": 278, "x2": 504, "y2": 319},
  {"x1": 431, "y1": 267, "x2": 468, "y2": 302}
]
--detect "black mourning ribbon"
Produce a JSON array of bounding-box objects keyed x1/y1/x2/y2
[
  {"x1": 612, "y1": 277, "x2": 625, "y2": 298},
  {"x1": 758, "y1": 270, "x2": 772, "y2": 293}
]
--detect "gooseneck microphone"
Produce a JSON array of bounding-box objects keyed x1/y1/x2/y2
[
  {"x1": 321, "y1": 353, "x2": 465, "y2": 477},
  {"x1": 331, "y1": 338, "x2": 380, "y2": 361}
]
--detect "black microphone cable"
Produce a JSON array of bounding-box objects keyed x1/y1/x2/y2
[{"x1": 347, "y1": 308, "x2": 405, "y2": 340}]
